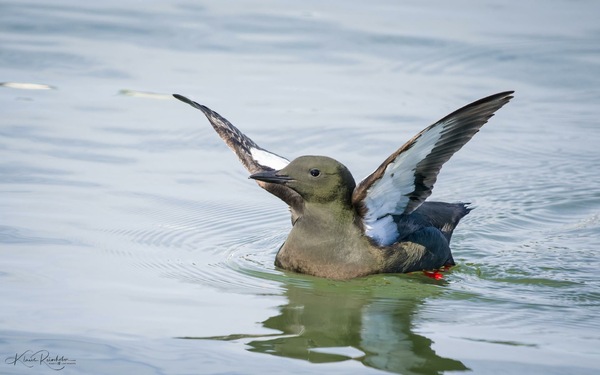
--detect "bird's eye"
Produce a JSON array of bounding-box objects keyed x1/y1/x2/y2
[{"x1": 309, "y1": 168, "x2": 321, "y2": 177}]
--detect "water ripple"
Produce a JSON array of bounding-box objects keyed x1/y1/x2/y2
[{"x1": 95, "y1": 191, "x2": 290, "y2": 294}]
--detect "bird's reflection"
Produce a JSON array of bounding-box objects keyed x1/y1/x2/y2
[{"x1": 184, "y1": 275, "x2": 468, "y2": 374}]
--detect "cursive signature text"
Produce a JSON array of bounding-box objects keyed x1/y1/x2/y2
[{"x1": 5, "y1": 350, "x2": 76, "y2": 371}]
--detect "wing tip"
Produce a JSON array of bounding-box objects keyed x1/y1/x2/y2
[
  {"x1": 172, "y1": 93, "x2": 211, "y2": 114},
  {"x1": 488, "y1": 90, "x2": 515, "y2": 108},
  {"x1": 466, "y1": 90, "x2": 515, "y2": 111},
  {"x1": 173, "y1": 93, "x2": 192, "y2": 104}
]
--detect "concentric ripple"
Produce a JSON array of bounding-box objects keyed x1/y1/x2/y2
[{"x1": 94, "y1": 190, "x2": 291, "y2": 294}]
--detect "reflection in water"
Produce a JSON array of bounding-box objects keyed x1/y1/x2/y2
[{"x1": 183, "y1": 276, "x2": 468, "y2": 374}]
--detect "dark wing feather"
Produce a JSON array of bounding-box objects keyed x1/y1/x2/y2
[
  {"x1": 352, "y1": 91, "x2": 514, "y2": 245},
  {"x1": 173, "y1": 94, "x2": 303, "y2": 220}
]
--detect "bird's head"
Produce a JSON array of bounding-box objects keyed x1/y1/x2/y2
[{"x1": 250, "y1": 155, "x2": 356, "y2": 205}]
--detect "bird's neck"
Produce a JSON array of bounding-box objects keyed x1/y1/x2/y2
[
  {"x1": 302, "y1": 201, "x2": 356, "y2": 227},
  {"x1": 275, "y1": 201, "x2": 381, "y2": 279}
]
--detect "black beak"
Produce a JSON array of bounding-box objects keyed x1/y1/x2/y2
[{"x1": 249, "y1": 170, "x2": 292, "y2": 184}]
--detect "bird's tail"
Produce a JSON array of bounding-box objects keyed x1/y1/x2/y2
[{"x1": 412, "y1": 201, "x2": 471, "y2": 242}]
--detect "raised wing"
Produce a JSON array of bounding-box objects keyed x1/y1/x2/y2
[
  {"x1": 352, "y1": 91, "x2": 514, "y2": 246},
  {"x1": 173, "y1": 94, "x2": 302, "y2": 218}
]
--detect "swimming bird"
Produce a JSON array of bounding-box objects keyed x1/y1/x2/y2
[{"x1": 173, "y1": 92, "x2": 513, "y2": 280}]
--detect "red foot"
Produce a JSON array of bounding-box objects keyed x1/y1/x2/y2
[
  {"x1": 423, "y1": 270, "x2": 444, "y2": 280},
  {"x1": 423, "y1": 265, "x2": 451, "y2": 280}
]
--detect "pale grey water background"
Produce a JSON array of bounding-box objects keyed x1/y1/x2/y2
[{"x1": 1, "y1": 1, "x2": 599, "y2": 374}]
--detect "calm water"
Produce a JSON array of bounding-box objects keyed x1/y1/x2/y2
[{"x1": 1, "y1": 1, "x2": 599, "y2": 374}]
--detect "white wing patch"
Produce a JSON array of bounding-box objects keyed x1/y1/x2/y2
[
  {"x1": 364, "y1": 215, "x2": 398, "y2": 246},
  {"x1": 250, "y1": 147, "x2": 290, "y2": 170},
  {"x1": 362, "y1": 122, "x2": 447, "y2": 246}
]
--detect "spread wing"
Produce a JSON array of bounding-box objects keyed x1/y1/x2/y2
[
  {"x1": 173, "y1": 94, "x2": 303, "y2": 219},
  {"x1": 352, "y1": 91, "x2": 514, "y2": 246}
]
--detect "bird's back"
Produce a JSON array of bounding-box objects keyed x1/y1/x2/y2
[{"x1": 381, "y1": 201, "x2": 470, "y2": 272}]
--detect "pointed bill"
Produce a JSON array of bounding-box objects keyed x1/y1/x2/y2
[{"x1": 352, "y1": 91, "x2": 514, "y2": 246}]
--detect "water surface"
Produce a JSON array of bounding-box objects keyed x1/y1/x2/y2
[{"x1": 1, "y1": 1, "x2": 599, "y2": 374}]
